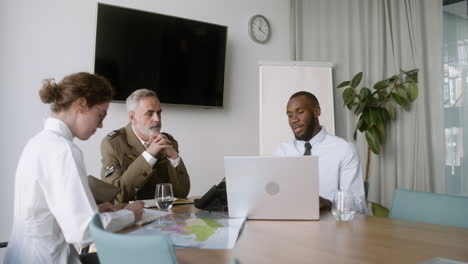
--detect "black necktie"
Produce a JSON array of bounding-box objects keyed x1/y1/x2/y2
[{"x1": 304, "y1": 142, "x2": 312, "y2": 156}]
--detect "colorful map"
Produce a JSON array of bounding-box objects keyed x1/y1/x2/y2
[{"x1": 130, "y1": 212, "x2": 246, "y2": 249}]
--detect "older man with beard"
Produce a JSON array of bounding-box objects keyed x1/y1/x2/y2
[{"x1": 101, "y1": 89, "x2": 190, "y2": 204}]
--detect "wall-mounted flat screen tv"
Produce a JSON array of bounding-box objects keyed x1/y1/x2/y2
[{"x1": 94, "y1": 3, "x2": 227, "y2": 107}]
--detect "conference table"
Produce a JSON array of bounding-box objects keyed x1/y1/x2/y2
[{"x1": 135, "y1": 204, "x2": 468, "y2": 264}]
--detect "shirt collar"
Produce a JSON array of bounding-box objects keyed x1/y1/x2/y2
[
  {"x1": 294, "y1": 126, "x2": 327, "y2": 149},
  {"x1": 308, "y1": 127, "x2": 327, "y2": 147},
  {"x1": 44, "y1": 117, "x2": 74, "y2": 141}
]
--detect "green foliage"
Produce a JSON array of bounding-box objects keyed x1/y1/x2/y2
[
  {"x1": 371, "y1": 202, "x2": 390, "y2": 217},
  {"x1": 336, "y1": 69, "x2": 419, "y2": 154}
]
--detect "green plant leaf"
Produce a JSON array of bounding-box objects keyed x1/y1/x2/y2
[
  {"x1": 354, "y1": 104, "x2": 365, "y2": 115},
  {"x1": 396, "y1": 85, "x2": 408, "y2": 100},
  {"x1": 359, "y1": 87, "x2": 372, "y2": 100},
  {"x1": 372, "y1": 128, "x2": 382, "y2": 152},
  {"x1": 407, "y1": 82, "x2": 418, "y2": 102},
  {"x1": 379, "y1": 107, "x2": 390, "y2": 122},
  {"x1": 387, "y1": 74, "x2": 398, "y2": 83},
  {"x1": 378, "y1": 90, "x2": 389, "y2": 101},
  {"x1": 365, "y1": 131, "x2": 380, "y2": 154},
  {"x1": 388, "y1": 104, "x2": 396, "y2": 120},
  {"x1": 407, "y1": 69, "x2": 418, "y2": 82},
  {"x1": 369, "y1": 97, "x2": 380, "y2": 107},
  {"x1": 353, "y1": 118, "x2": 364, "y2": 141},
  {"x1": 336, "y1": 80, "x2": 350, "y2": 88},
  {"x1": 343, "y1": 87, "x2": 356, "y2": 105},
  {"x1": 391, "y1": 93, "x2": 408, "y2": 110},
  {"x1": 369, "y1": 108, "x2": 379, "y2": 126},
  {"x1": 373, "y1": 80, "x2": 389, "y2": 90},
  {"x1": 351, "y1": 72, "x2": 363, "y2": 88},
  {"x1": 371, "y1": 202, "x2": 390, "y2": 217},
  {"x1": 370, "y1": 126, "x2": 381, "y2": 145},
  {"x1": 346, "y1": 102, "x2": 359, "y2": 110},
  {"x1": 362, "y1": 110, "x2": 370, "y2": 126},
  {"x1": 377, "y1": 121, "x2": 386, "y2": 143},
  {"x1": 358, "y1": 119, "x2": 368, "y2": 132}
]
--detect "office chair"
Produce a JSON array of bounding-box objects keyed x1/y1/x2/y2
[
  {"x1": 89, "y1": 214, "x2": 178, "y2": 264},
  {"x1": 389, "y1": 188, "x2": 468, "y2": 228}
]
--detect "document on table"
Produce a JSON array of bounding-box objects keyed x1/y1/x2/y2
[
  {"x1": 135, "y1": 209, "x2": 171, "y2": 225},
  {"x1": 130, "y1": 211, "x2": 246, "y2": 249}
]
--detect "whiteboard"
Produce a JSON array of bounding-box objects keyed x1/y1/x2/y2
[{"x1": 259, "y1": 61, "x2": 335, "y2": 155}]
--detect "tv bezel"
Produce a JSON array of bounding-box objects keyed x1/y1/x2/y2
[{"x1": 94, "y1": 3, "x2": 228, "y2": 109}]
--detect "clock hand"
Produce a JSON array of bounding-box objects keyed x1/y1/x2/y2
[{"x1": 258, "y1": 25, "x2": 265, "y2": 34}]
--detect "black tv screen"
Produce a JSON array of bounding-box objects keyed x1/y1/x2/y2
[{"x1": 94, "y1": 3, "x2": 227, "y2": 107}]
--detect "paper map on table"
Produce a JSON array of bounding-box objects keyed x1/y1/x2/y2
[
  {"x1": 130, "y1": 211, "x2": 246, "y2": 249},
  {"x1": 142, "y1": 198, "x2": 194, "y2": 208}
]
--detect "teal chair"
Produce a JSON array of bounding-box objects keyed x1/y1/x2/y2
[
  {"x1": 389, "y1": 188, "x2": 468, "y2": 228},
  {"x1": 89, "y1": 214, "x2": 178, "y2": 264}
]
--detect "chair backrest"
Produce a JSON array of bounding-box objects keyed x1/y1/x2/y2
[
  {"x1": 389, "y1": 188, "x2": 468, "y2": 228},
  {"x1": 89, "y1": 214, "x2": 178, "y2": 264}
]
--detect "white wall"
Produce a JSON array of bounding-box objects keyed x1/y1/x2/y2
[{"x1": 0, "y1": 0, "x2": 291, "y2": 260}]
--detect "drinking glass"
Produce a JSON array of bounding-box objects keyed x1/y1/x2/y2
[
  {"x1": 332, "y1": 190, "x2": 357, "y2": 221},
  {"x1": 155, "y1": 183, "x2": 175, "y2": 210}
]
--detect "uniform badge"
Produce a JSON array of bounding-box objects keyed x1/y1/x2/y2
[
  {"x1": 104, "y1": 166, "x2": 115, "y2": 177},
  {"x1": 126, "y1": 154, "x2": 137, "y2": 160}
]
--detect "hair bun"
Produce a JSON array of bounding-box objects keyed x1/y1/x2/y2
[{"x1": 39, "y1": 78, "x2": 62, "y2": 104}]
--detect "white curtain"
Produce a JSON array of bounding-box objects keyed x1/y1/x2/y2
[{"x1": 294, "y1": 0, "x2": 445, "y2": 208}]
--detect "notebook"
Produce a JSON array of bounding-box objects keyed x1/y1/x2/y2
[{"x1": 224, "y1": 156, "x2": 319, "y2": 220}]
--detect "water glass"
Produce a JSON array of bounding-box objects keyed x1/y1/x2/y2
[
  {"x1": 155, "y1": 183, "x2": 175, "y2": 210},
  {"x1": 332, "y1": 190, "x2": 357, "y2": 221}
]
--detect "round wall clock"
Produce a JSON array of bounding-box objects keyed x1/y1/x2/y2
[{"x1": 248, "y1": 14, "x2": 271, "y2": 44}]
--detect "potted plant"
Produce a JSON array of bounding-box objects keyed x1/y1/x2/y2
[{"x1": 336, "y1": 69, "x2": 419, "y2": 215}]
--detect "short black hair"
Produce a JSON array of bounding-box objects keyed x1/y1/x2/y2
[{"x1": 289, "y1": 91, "x2": 320, "y2": 107}]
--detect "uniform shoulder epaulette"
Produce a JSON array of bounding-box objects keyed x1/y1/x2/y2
[
  {"x1": 107, "y1": 129, "x2": 122, "y2": 139},
  {"x1": 161, "y1": 132, "x2": 174, "y2": 140}
]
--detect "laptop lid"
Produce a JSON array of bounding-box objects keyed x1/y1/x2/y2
[{"x1": 224, "y1": 156, "x2": 319, "y2": 220}]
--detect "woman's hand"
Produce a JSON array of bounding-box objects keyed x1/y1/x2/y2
[
  {"x1": 98, "y1": 202, "x2": 118, "y2": 213},
  {"x1": 124, "y1": 201, "x2": 144, "y2": 222}
]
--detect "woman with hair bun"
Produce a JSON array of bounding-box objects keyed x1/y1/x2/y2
[{"x1": 4, "y1": 72, "x2": 144, "y2": 264}]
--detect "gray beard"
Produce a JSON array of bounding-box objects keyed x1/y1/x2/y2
[{"x1": 136, "y1": 123, "x2": 161, "y2": 138}]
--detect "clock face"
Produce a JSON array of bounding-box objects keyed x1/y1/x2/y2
[{"x1": 249, "y1": 15, "x2": 270, "y2": 44}]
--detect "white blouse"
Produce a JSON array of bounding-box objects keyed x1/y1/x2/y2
[{"x1": 4, "y1": 118, "x2": 134, "y2": 264}]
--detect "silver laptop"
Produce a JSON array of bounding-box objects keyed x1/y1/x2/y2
[{"x1": 224, "y1": 156, "x2": 319, "y2": 220}]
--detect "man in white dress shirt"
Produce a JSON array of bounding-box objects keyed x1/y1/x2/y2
[{"x1": 273, "y1": 91, "x2": 365, "y2": 210}]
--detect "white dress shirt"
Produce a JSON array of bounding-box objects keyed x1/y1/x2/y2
[
  {"x1": 4, "y1": 118, "x2": 135, "y2": 264},
  {"x1": 273, "y1": 127, "x2": 366, "y2": 205}
]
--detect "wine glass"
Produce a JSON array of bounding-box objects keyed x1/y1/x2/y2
[{"x1": 155, "y1": 183, "x2": 175, "y2": 210}]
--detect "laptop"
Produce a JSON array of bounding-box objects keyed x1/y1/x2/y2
[{"x1": 224, "y1": 156, "x2": 319, "y2": 220}]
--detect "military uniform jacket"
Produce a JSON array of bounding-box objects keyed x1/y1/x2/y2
[{"x1": 101, "y1": 123, "x2": 190, "y2": 203}]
